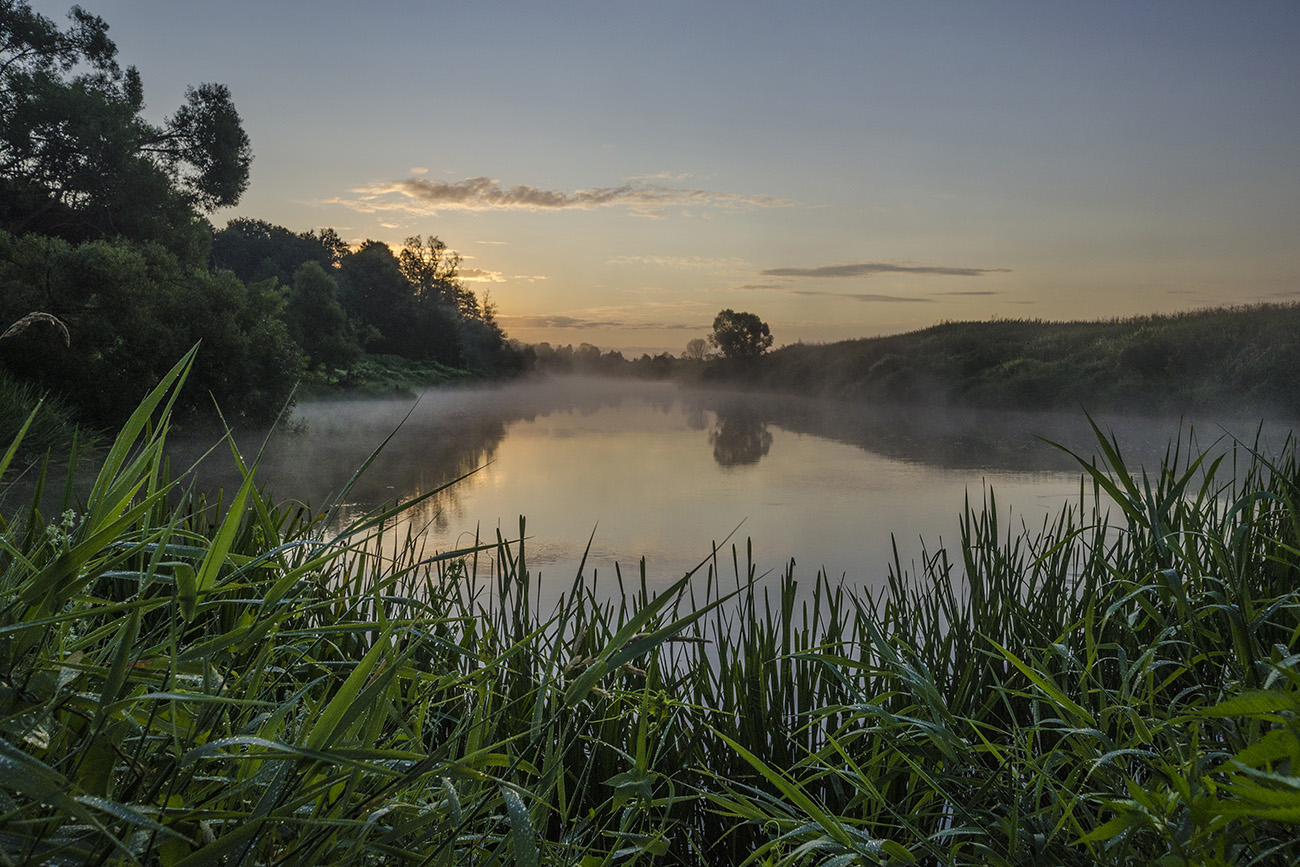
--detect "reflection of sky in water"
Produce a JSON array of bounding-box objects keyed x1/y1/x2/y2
[{"x1": 176, "y1": 378, "x2": 1297, "y2": 607}]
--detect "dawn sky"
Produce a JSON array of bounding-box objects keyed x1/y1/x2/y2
[{"x1": 32, "y1": 0, "x2": 1300, "y2": 354}]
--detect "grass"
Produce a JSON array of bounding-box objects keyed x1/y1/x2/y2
[
  {"x1": 0, "y1": 370, "x2": 96, "y2": 460},
  {"x1": 1, "y1": 351, "x2": 1298, "y2": 865},
  {"x1": 296, "y1": 353, "x2": 473, "y2": 399}
]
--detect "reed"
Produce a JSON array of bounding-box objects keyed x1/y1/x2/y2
[{"x1": 1, "y1": 355, "x2": 1297, "y2": 865}]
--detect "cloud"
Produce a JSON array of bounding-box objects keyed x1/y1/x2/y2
[
  {"x1": 331, "y1": 176, "x2": 793, "y2": 216},
  {"x1": 630, "y1": 171, "x2": 695, "y2": 183},
  {"x1": 791, "y1": 290, "x2": 934, "y2": 303},
  {"x1": 458, "y1": 268, "x2": 506, "y2": 283},
  {"x1": 607, "y1": 254, "x2": 750, "y2": 269},
  {"x1": 502, "y1": 314, "x2": 696, "y2": 331},
  {"x1": 729, "y1": 282, "x2": 786, "y2": 291},
  {"x1": 457, "y1": 268, "x2": 548, "y2": 284},
  {"x1": 761, "y1": 262, "x2": 1011, "y2": 279},
  {"x1": 930, "y1": 290, "x2": 1004, "y2": 296}
]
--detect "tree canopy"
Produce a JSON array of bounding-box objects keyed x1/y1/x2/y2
[
  {"x1": 709, "y1": 309, "x2": 773, "y2": 359},
  {"x1": 0, "y1": 4, "x2": 520, "y2": 440},
  {"x1": 0, "y1": 1, "x2": 250, "y2": 258}
]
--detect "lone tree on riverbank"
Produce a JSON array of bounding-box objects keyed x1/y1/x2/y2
[{"x1": 709, "y1": 309, "x2": 773, "y2": 358}]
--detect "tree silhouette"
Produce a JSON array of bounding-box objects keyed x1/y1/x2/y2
[
  {"x1": 709, "y1": 309, "x2": 772, "y2": 358},
  {"x1": 0, "y1": 3, "x2": 250, "y2": 256}
]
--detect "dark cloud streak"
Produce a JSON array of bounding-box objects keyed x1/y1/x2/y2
[
  {"x1": 791, "y1": 290, "x2": 934, "y2": 303},
  {"x1": 762, "y1": 263, "x2": 1011, "y2": 279},
  {"x1": 502, "y1": 314, "x2": 696, "y2": 331}
]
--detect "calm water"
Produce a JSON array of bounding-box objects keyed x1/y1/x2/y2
[{"x1": 180, "y1": 378, "x2": 1295, "y2": 602}]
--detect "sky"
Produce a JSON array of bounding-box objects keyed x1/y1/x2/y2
[{"x1": 29, "y1": 0, "x2": 1300, "y2": 355}]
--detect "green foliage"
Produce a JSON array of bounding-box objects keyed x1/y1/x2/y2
[
  {"x1": 284, "y1": 261, "x2": 361, "y2": 372},
  {"x1": 3, "y1": 356, "x2": 1297, "y2": 864},
  {"x1": 0, "y1": 229, "x2": 303, "y2": 426},
  {"x1": 720, "y1": 305, "x2": 1300, "y2": 414},
  {"x1": 399, "y1": 234, "x2": 474, "y2": 316},
  {"x1": 0, "y1": 368, "x2": 89, "y2": 456},
  {"x1": 299, "y1": 352, "x2": 472, "y2": 397},
  {"x1": 339, "y1": 239, "x2": 464, "y2": 366},
  {"x1": 210, "y1": 218, "x2": 342, "y2": 286},
  {"x1": 0, "y1": 1, "x2": 250, "y2": 260},
  {"x1": 709, "y1": 309, "x2": 773, "y2": 359}
]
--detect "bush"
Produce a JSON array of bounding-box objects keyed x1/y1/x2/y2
[{"x1": 0, "y1": 230, "x2": 304, "y2": 427}]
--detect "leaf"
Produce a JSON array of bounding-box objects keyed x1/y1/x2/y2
[
  {"x1": 1203, "y1": 689, "x2": 1300, "y2": 718},
  {"x1": 502, "y1": 787, "x2": 539, "y2": 867},
  {"x1": 172, "y1": 817, "x2": 265, "y2": 867},
  {"x1": 303, "y1": 624, "x2": 395, "y2": 752}
]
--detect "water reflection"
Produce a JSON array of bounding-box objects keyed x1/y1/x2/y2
[
  {"x1": 166, "y1": 376, "x2": 1296, "y2": 602},
  {"x1": 709, "y1": 409, "x2": 773, "y2": 467},
  {"x1": 175, "y1": 376, "x2": 1298, "y2": 515}
]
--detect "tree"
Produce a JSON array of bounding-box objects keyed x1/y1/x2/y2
[
  {"x1": 683, "y1": 337, "x2": 714, "y2": 361},
  {"x1": 398, "y1": 235, "x2": 474, "y2": 315},
  {"x1": 339, "y1": 239, "x2": 462, "y2": 365},
  {"x1": 283, "y1": 261, "x2": 360, "y2": 371},
  {"x1": 211, "y1": 218, "x2": 338, "y2": 285},
  {"x1": 708, "y1": 309, "x2": 772, "y2": 359},
  {"x1": 0, "y1": 2, "x2": 251, "y2": 257},
  {"x1": 0, "y1": 229, "x2": 302, "y2": 426}
]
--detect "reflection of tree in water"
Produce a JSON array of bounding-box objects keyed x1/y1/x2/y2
[{"x1": 708, "y1": 409, "x2": 774, "y2": 467}]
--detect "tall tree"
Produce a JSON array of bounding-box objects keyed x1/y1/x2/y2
[
  {"x1": 398, "y1": 234, "x2": 479, "y2": 319},
  {"x1": 0, "y1": 2, "x2": 251, "y2": 258},
  {"x1": 709, "y1": 309, "x2": 773, "y2": 359}
]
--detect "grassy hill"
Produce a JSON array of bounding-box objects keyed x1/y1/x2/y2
[{"x1": 702, "y1": 303, "x2": 1300, "y2": 415}]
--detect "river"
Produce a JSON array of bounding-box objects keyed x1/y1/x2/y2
[{"x1": 178, "y1": 377, "x2": 1296, "y2": 605}]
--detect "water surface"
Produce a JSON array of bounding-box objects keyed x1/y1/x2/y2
[{"x1": 180, "y1": 378, "x2": 1295, "y2": 602}]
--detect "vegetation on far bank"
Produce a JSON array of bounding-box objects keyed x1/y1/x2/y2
[
  {"x1": 2, "y1": 348, "x2": 1299, "y2": 865},
  {"x1": 525, "y1": 304, "x2": 1300, "y2": 418},
  {"x1": 699, "y1": 304, "x2": 1300, "y2": 415},
  {"x1": 0, "y1": 2, "x2": 520, "y2": 451}
]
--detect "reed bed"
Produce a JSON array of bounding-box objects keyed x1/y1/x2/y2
[{"x1": 2, "y1": 353, "x2": 1297, "y2": 865}]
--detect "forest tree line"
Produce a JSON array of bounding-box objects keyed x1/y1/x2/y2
[{"x1": 0, "y1": 1, "x2": 518, "y2": 443}]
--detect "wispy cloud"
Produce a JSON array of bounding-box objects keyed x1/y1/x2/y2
[
  {"x1": 791, "y1": 290, "x2": 934, "y2": 303},
  {"x1": 729, "y1": 282, "x2": 786, "y2": 291},
  {"x1": 330, "y1": 176, "x2": 793, "y2": 216},
  {"x1": 458, "y1": 268, "x2": 548, "y2": 284},
  {"x1": 458, "y1": 268, "x2": 505, "y2": 283},
  {"x1": 607, "y1": 254, "x2": 750, "y2": 269},
  {"x1": 761, "y1": 262, "x2": 1011, "y2": 279},
  {"x1": 930, "y1": 290, "x2": 1004, "y2": 296},
  {"x1": 501, "y1": 314, "x2": 697, "y2": 331}
]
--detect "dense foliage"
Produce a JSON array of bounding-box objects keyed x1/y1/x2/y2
[
  {"x1": 210, "y1": 221, "x2": 519, "y2": 376},
  {"x1": 704, "y1": 305, "x2": 1300, "y2": 415},
  {"x1": 0, "y1": 229, "x2": 302, "y2": 427},
  {"x1": 0, "y1": 5, "x2": 519, "y2": 442},
  {"x1": 1, "y1": 356, "x2": 1297, "y2": 865},
  {"x1": 0, "y1": 0, "x2": 249, "y2": 263},
  {"x1": 709, "y1": 308, "x2": 773, "y2": 359}
]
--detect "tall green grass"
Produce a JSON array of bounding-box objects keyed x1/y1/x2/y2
[{"x1": 2, "y1": 354, "x2": 1297, "y2": 864}]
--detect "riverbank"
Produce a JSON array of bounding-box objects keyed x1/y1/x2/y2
[
  {"x1": 295, "y1": 352, "x2": 476, "y2": 399},
  {"x1": 3, "y1": 352, "x2": 1298, "y2": 864},
  {"x1": 697, "y1": 303, "x2": 1300, "y2": 416}
]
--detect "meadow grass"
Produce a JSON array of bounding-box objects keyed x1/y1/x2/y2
[{"x1": 1, "y1": 353, "x2": 1297, "y2": 865}]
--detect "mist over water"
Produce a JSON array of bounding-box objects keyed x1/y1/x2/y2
[{"x1": 175, "y1": 377, "x2": 1298, "y2": 604}]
